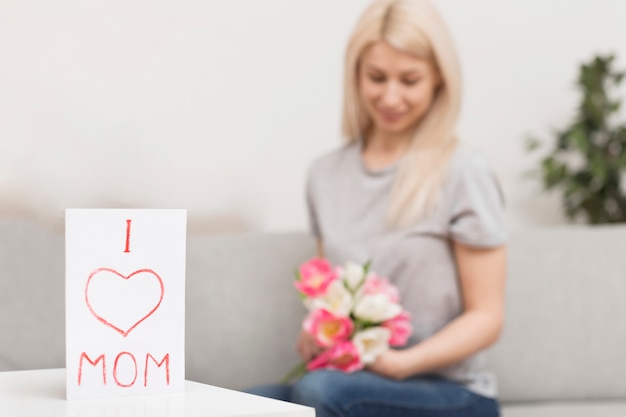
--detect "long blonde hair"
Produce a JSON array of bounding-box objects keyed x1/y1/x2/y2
[{"x1": 342, "y1": 0, "x2": 462, "y2": 227}]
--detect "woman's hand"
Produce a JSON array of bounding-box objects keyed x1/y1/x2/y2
[
  {"x1": 366, "y1": 349, "x2": 411, "y2": 380},
  {"x1": 296, "y1": 330, "x2": 322, "y2": 362}
]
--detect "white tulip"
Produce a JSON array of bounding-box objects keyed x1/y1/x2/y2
[
  {"x1": 311, "y1": 280, "x2": 353, "y2": 317},
  {"x1": 353, "y1": 327, "x2": 391, "y2": 364},
  {"x1": 343, "y1": 262, "x2": 365, "y2": 291},
  {"x1": 354, "y1": 294, "x2": 402, "y2": 323}
]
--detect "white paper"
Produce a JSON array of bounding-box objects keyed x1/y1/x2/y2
[{"x1": 65, "y1": 209, "x2": 187, "y2": 400}]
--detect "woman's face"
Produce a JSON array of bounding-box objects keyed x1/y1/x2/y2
[{"x1": 358, "y1": 41, "x2": 440, "y2": 138}]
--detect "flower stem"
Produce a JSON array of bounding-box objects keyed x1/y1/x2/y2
[{"x1": 280, "y1": 361, "x2": 308, "y2": 385}]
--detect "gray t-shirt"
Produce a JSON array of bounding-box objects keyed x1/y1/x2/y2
[{"x1": 306, "y1": 142, "x2": 506, "y2": 398}]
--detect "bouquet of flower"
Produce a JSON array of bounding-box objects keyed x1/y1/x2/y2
[{"x1": 281, "y1": 258, "x2": 412, "y2": 383}]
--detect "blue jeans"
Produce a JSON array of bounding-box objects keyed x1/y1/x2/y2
[{"x1": 246, "y1": 370, "x2": 499, "y2": 417}]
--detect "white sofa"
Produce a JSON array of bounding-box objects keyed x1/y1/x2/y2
[{"x1": 1, "y1": 217, "x2": 626, "y2": 416}]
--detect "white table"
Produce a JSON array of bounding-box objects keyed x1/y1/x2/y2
[{"x1": 0, "y1": 369, "x2": 314, "y2": 417}]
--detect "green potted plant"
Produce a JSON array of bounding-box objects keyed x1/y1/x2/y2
[{"x1": 526, "y1": 54, "x2": 626, "y2": 224}]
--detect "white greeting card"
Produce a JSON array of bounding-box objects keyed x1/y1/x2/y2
[{"x1": 65, "y1": 209, "x2": 187, "y2": 400}]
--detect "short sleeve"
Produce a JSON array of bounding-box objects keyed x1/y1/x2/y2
[{"x1": 448, "y1": 153, "x2": 506, "y2": 247}]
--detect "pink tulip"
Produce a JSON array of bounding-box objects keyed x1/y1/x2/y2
[
  {"x1": 306, "y1": 341, "x2": 363, "y2": 373},
  {"x1": 295, "y1": 258, "x2": 338, "y2": 298},
  {"x1": 383, "y1": 311, "x2": 413, "y2": 347},
  {"x1": 303, "y1": 309, "x2": 354, "y2": 347},
  {"x1": 363, "y1": 274, "x2": 400, "y2": 302}
]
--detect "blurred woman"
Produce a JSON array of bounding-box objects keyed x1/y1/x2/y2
[{"x1": 250, "y1": 1, "x2": 506, "y2": 416}]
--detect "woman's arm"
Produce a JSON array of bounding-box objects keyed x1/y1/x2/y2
[{"x1": 367, "y1": 242, "x2": 507, "y2": 380}]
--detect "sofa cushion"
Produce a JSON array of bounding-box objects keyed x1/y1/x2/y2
[
  {"x1": 185, "y1": 232, "x2": 315, "y2": 388},
  {"x1": 485, "y1": 226, "x2": 626, "y2": 403},
  {"x1": 0, "y1": 218, "x2": 65, "y2": 371},
  {"x1": 502, "y1": 401, "x2": 626, "y2": 417}
]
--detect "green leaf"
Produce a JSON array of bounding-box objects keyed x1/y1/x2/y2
[
  {"x1": 525, "y1": 136, "x2": 541, "y2": 152},
  {"x1": 542, "y1": 157, "x2": 569, "y2": 188},
  {"x1": 568, "y1": 126, "x2": 589, "y2": 152},
  {"x1": 590, "y1": 153, "x2": 607, "y2": 183},
  {"x1": 362, "y1": 259, "x2": 372, "y2": 276},
  {"x1": 564, "y1": 183, "x2": 581, "y2": 199}
]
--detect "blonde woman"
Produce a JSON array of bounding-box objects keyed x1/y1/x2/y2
[{"x1": 249, "y1": 0, "x2": 506, "y2": 416}]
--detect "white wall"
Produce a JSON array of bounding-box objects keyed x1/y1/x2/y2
[{"x1": 1, "y1": 0, "x2": 625, "y2": 233}]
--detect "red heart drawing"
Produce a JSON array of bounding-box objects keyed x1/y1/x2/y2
[{"x1": 85, "y1": 268, "x2": 164, "y2": 337}]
